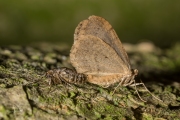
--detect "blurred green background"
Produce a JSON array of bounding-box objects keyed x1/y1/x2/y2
[{"x1": 0, "y1": 0, "x2": 179, "y2": 47}]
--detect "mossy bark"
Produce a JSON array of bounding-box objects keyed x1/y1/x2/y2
[{"x1": 0, "y1": 42, "x2": 179, "y2": 120}]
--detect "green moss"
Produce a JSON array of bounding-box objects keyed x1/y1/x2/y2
[
  {"x1": 0, "y1": 44, "x2": 179, "y2": 119},
  {"x1": 0, "y1": 105, "x2": 9, "y2": 120},
  {"x1": 142, "y1": 113, "x2": 153, "y2": 120}
]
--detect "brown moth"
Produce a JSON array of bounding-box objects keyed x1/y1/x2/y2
[
  {"x1": 70, "y1": 15, "x2": 137, "y2": 87},
  {"x1": 46, "y1": 15, "x2": 162, "y2": 102}
]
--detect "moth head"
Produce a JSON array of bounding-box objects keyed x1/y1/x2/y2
[{"x1": 131, "y1": 69, "x2": 138, "y2": 76}]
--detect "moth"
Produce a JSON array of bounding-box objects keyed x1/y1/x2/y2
[{"x1": 46, "y1": 15, "x2": 162, "y2": 102}]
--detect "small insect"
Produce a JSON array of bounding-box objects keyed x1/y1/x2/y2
[
  {"x1": 46, "y1": 67, "x2": 86, "y2": 85},
  {"x1": 47, "y1": 15, "x2": 162, "y2": 102}
]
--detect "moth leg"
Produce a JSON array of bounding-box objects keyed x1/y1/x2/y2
[
  {"x1": 130, "y1": 81, "x2": 163, "y2": 102},
  {"x1": 129, "y1": 82, "x2": 145, "y2": 87},
  {"x1": 112, "y1": 76, "x2": 146, "y2": 102},
  {"x1": 112, "y1": 77, "x2": 127, "y2": 94},
  {"x1": 123, "y1": 78, "x2": 134, "y2": 86},
  {"x1": 130, "y1": 79, "x2": 147, "y2": 102}
]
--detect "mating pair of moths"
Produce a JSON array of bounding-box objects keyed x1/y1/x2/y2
[{"x1": 47, "y1": 15, "x2": 158, "y2": 102}]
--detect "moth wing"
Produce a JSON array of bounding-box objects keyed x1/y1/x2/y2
[
  {"x1": 74, "y1": 15, "x2": 131, "y2": 69},
  {"x1": 70, "y1": 35, "x2": 130, "y2": 75}
]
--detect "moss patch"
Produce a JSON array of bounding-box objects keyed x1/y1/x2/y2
[{"x1": 0, "y1": 42, "x2": 179, "y2": 119}]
